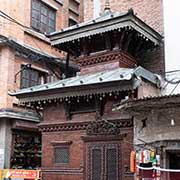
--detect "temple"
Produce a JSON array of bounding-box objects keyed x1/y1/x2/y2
[{"x1": 10, "y1": 7, "x2": 163, "y2": 180}]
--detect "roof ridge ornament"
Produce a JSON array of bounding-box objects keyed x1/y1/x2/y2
[
  {"x1": 128, "y1": 8, "x2": 134, "y2": 15},
  {"x1": 103, "y1": 0, "x2": 111, "y2": 14}
]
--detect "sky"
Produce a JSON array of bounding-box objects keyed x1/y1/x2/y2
[{"x1": 164, "y1": 0, "x2": 180, "y2": 72}]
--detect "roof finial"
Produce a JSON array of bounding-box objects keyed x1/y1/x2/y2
[{"x1": 104, "y1": 0, "x2": 111, "y2": 12}]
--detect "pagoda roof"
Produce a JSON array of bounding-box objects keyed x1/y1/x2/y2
[
  {"x1": 9, "y1": 66, "x2": 161, "y2": 103},
  {"x1": 47, "y1": 9, "x2": 163, "y2": 47}
]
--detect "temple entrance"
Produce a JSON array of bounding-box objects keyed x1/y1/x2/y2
[{"x1": 86, "y1": 143, "x2": 120, "y2": 180}]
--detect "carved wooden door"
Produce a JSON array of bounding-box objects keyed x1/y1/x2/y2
[{"x1": 87, "y1": 143, "x2": 120, "y2": 180}]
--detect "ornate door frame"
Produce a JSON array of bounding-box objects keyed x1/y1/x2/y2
[
  {"x1": 82, "y1": 119, "x2": 126, "y2": 180},
  {"x1": 86, "y1": 142, "x2": 120, "y2": 180}
]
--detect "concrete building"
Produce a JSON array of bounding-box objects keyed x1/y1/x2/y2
[
  {"x1": 114, "y1": 93, "x2": 180, "y2": 179},
  {"x1": 0, "y1": 0, "x2": 83, "y2": 169}
]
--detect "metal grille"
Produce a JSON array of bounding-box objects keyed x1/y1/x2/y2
[
  {"x1": 54, "y1": 147, "x2": 69, "y2": 164},
  {"x1": 106, "y1": 148, "x2": 117, "y2": 180},
  {"x1": 92, "y1": 149, "x2": 102, "y2": 180}
]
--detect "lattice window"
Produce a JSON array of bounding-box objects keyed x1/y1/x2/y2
[
  {"x1": 54, "y1": 147, "x2": 69, "y2": 164},
  {"x1": 92, "y1": 148, "x2": 102, "y2": 180},
  {"x1": 87, "y1": 144, "x2": 119, "y2": 180},
  {"x1": 106, "y1": 148, "x2": 118, "y2": 180}
]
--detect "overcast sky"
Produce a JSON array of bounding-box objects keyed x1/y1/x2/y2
[{"x1": 164, "y1": 0, "x2": 180, "y2": 72}]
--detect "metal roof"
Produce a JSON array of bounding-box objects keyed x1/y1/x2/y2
[
  {"x1": 0, "y1": 108, "x2": 40, "y2": 122},
  {"x1": 0, "y1": 35, "x2": 79, "y2": 72},
  {"x1": 10, "y1": 66, "x2": 160, "y2": 98},
  {"x1": 113, "y1": 71, "x2": 180, "y2": 111},
  {"x1": 48, "y1": 9, "x2": 163, "y2": 46},
  {"x1": 162, "y1": 70, "x2": 180, "y2": 95}
]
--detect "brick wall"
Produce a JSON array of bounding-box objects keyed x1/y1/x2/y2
[
  {"x1": 0, "y1": 0, "x2": 84, "y2": 109},
  {"x1": 41, "y1": 97, "x2": 133, "y2": 180},
  {"x1": 138, "y1": 46, "x2": 165, "y2": 75},
  {"x1": 83, "y1": 0, "x2": 163, "y2": 34},
  {"x1": 0, "y1": 47, "x2": 15, "y2": 108}
]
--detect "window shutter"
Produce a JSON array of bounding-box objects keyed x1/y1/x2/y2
[
  {"x1": 87, "y1": 144, "x2": 119, "y2": 180},
  {"x1": 106, "y1": 147, "x2": 118, "y2": 180},
  {"x1": 31, "y1": 0, "x2": 55, "y2": 33},
  {"x1": 91, "y1": 147, "x2": 103, "y2": 180},
  {"x1": 21, "y1": 67, "x2": 30, "y2": 89},
  {"x1": 54, "y1": 147, "x2": 70, "y2": 164}
]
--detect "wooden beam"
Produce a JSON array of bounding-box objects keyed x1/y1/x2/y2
[
  {"x1": 124, "y1": 31, "x2": 134, "y2": 52},
  {"x1": 113, "y1": 30, "x2": 120, "y2": 50},
  {"x1": 119, "y1": 29, "x2": 125, "y2": 50},
  {"x1": 134, "y1": 37, "x2": 144, "y2": 57},
  {"x1": 105, "y1": 32, "x2": 111, "y2": 51},
  {"x1": 65, "y1": 48, "x2": 70, "y2": 78}
]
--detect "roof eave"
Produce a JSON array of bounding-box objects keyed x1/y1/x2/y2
[
  {"x1": 49, "y1": 13, "x2": 162, "y2": 47},
  {"x1": 113, "y1": 94, "x2": 180, "y2": 112},
  {"x1": 9, "y1": 80, "x2": 134, "y2": 103}
]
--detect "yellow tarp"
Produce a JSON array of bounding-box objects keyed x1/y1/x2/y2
[{"x1": 0, "y1": 169, "x2": 2, "y2": 180}]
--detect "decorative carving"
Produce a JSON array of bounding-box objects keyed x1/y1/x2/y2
[
  {"x1": 75, "y1": 50, "x2": 137, "y2": 67},
  {"x1": 39, "y1": 119, "x2": 133, "y2": 132},
  {"x1": 86, "y1": 119, "x2": 120, "y2": 135}
]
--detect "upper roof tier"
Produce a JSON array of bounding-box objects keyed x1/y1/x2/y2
[{"x1": 47, "y1": 9, "x2": 163, "y2": 48}]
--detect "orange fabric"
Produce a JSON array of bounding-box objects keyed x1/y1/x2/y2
[{"x1": 130, "y1": 151, "x2": 136, "y2": 173}]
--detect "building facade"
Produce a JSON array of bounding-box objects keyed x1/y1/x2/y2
[
  {"x1": 12, "y1": 4, "x2": 163, "y2": 180},
  {"x1": 0, "y1": 0, "x2": 82, "y2": 169},
  {"x1": 114, "y1": 93, "x2": 180, "y2": 179}
]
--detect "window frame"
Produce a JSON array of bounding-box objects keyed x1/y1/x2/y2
[
  {"x1": 87, "y1": 143, "x2": 120, "y2": 180},
  {"x1": 20, "y1": 65, "x2": 47, "y2": 89},
  {"x1": 53, "y1": 146, "x2": 70, "y2": 165},
  {"x1": 31, "y1": 0, "x2": 56, "y2": 34}
]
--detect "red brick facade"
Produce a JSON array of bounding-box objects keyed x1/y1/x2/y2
[{"x1": 40, "y1": 100, "x2": 134, "y2": 180}]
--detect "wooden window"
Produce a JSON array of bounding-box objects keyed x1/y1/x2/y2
[
  {"x1": 31, "y1": 0, "x2": 56, "y2": 34},
  {"x1": 20, "y1": 65, "x2": 46, "y2": 89},
  {"x1": 54, "y1": 147, "x2": 70, "y2": 164},
  {"x1": 88, "y1": 144, "x2": 119, "y2": 180},
  {"x1": 91, "y1": 147, "x2": 103, "y2": 180},
  {"x1": 106, "y1": 148, "x2": 118, "y2": 180}
]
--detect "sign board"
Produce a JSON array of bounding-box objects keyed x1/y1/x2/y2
[{"x1": 3, "y1": 169, "x2": 40, "y2": 179}]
